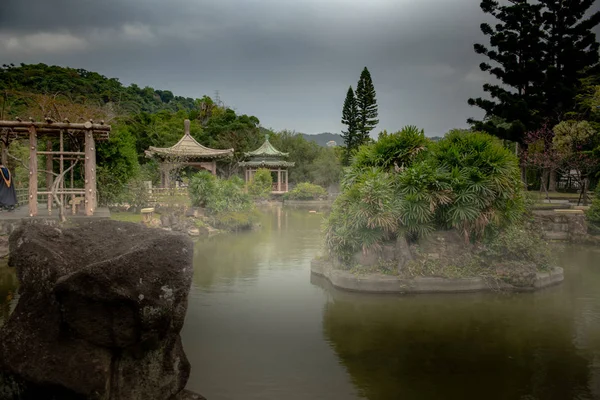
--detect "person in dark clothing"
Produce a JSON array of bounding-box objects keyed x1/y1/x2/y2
[{"x1": 0, "y1": 164, "x2": 17, "y2": 211}]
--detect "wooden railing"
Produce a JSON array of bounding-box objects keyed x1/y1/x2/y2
[{"x1": 15, "y1": 187, "x2": 49, "y2": 207}]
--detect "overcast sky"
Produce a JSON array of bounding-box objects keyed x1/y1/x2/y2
[{"x1": 0, "y1": 0, "x2": 524, "y2": 136}]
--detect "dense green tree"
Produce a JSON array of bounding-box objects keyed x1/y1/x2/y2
[
  {"x1": 340, "y1": 86, "x2": 359, "y2": 164},
  {"x1": 468, "y1": 0, "x2": 546, "y2": 143},
  {"x1": 310, "y1": 147, "x2": 342, "y2": 188},
  {"x1": 540, "y1": 0, "x2": 600, "y2": 122},
  {"x1": 468, "y1": 0, "x2": 599, "y2": 143},
  {"x1": 269, "y1": 130, "x2": 321, "y2": 183},
  {"x1": 355, "y1": 67, "x2": 379, "y2": 144}
]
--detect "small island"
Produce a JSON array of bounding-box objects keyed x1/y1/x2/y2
[{"x1": 313, "y1": 128, "x2": 566, "y2": 294}]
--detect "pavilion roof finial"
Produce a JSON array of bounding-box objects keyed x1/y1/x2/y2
[
  {"x1": 184, "y1": 119, "x2": 191, "y2": 136},
  {"x1": 265, "y1": 133, "x2": 269, "y2": 141}
]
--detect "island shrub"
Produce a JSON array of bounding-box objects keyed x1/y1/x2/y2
[
  {"x1": 324, "y1": 127, "x2": 526, "y2": 263},
  {"x1": 247, "y1": 168, "x2": 272, "y2": 200},
  {"x1": 284, "y1": 182, "x2": 328, "y2": 201},
  {"x1": 189, "y1": 171, "x2": 257, "y2": 230}
]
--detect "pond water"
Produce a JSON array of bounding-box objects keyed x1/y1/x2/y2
[{"x1": 1, "y1": 208, "x2": 599, "y2": 400}]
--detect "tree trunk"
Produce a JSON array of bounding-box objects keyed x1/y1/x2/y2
[
  {"x1": 521, "y1": 165, "x2": 528, "y2": 188},
  {"x1": 548, "y1": 169, "x2": 557, "y2": 192}
]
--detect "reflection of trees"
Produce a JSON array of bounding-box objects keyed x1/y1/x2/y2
[
  {"x1": 192, "y1": 208, "x2": 324, "y2": 289},
  {"x1": 318, "y1": 275, "x2": 594, "y2": 400}
]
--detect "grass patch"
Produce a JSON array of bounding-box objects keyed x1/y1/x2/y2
[{"x1": 110, "y1": 212, "x2": 143, "y2": 223}]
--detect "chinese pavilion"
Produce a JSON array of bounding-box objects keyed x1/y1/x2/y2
[
  {"x1": 145, "y1": 119, "x2": 233, "y2": 188},
  {"x1": 239, "y1": 135, "x2": 295, "y2": 193}
]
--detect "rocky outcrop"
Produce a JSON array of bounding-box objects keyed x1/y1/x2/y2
[{"x1": 0, "y1": 220, "x2": 197, "y2": 400}]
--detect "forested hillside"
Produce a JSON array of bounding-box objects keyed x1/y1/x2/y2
[{"x1": 0, "y1": 63, "x2": 342, "y2": 203}]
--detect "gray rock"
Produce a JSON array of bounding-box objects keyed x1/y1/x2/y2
[{"x1": 0, "y1": 220, "x2": 196, "y2": 400}]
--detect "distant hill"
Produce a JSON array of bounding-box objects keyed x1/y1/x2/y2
[{"x1": 300, "y1": 132, "x2": 343, "y2": 147}]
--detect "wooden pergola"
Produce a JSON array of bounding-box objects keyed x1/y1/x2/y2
[
  {"x1": 239, "y1": 135, "x2": 295, "y2": 193},
  {"x1": 145, "y1": 119, "x2": 234, "y2": 188},
  {"x1": 0, "y1": 119, "x2": 110, "y2": 217}
]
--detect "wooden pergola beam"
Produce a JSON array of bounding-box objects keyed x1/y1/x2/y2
[{"x1": 0, "y1": 121, "x2": 110, "y2": 131}]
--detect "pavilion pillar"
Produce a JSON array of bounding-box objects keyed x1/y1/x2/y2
[
  {"x1": 277, "y1": 168, "x2": 281, "y2": 192},
  {"x1": 46, "y1": 140, "x2": 53, "y2": 215},
  {"x1": 84, "y1": 129, "x2": 95, "y2": 216},
  {"x1": 28, "y1": 126, "x2": 38, "y2": 217},
  {"x1": 285, "y1": 169, "x2": 288, "y2": 192}
]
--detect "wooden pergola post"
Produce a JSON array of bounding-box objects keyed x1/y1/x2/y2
[
  {"x1": 84, "y1": 129, "x2": 95, "y2": 216},
  {"x1": 28, "y1": 126, "x2": 38, "y2": 217},
  {"x1": 46, "y1": 140, "x2": 53, "y2": 215}
]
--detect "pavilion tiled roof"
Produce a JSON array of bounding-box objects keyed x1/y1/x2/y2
[
  {"x1": 145, "y1": 119, "x2": 233, "y2": 159},
  {"x1": 244, "y1": 135, "x2": 289, "y2": 158}
]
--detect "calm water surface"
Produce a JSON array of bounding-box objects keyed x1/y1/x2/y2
[{"x1": 1, "y1": 208, "x2": 599, "y2": 400}]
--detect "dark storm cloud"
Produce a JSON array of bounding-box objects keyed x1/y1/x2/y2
[{"x1": 0, "y1": 0, "x2": 495, "y2": 136}]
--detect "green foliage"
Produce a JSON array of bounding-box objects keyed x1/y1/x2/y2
[
  {"x1": 468, "y1": 0, "x2": 600, "y2": 142},
  {"x1": 325, "y1": 129, "x2": 526, "y2": 261},
  {"x1": 480, "y1": 225, "x2": 552, "y2": 271},
  {"x1": 355, "y1": 67, "x2": 379, "y2": 142},
  {"x1": 325, "y1": 168, "x2": 402, "y2": 262},
  {"x1": 352, "y1": 126, "x2": 429, "y2": 171},
  {"x1": 0, "y1": 63, "x2": 196, "y2": 113},
  {"x1": 248, "y1": 168, "x2": 272, "y2": 199},
  {"x1": 587, "y1": 185, "x2": 600, "y2": 234},
  {"x1": 122, "y1": 178, "x2": 151, "y2": 210},
  {"x1": 268, "y1": 130, "x2": 321, "y2": 183},
  {"x1": 309, "y1": 147, "x2": 342, "y2": 188},
  {"x1": 189, "y1": 172, "x2": 253, "y2": 213},
  {"x1": 188, "y1": 171, "x2": 217, "y2": 208},
  {"x1": 212, "y1": 210, "x2": 259, "y2": 231},
  {"x1": 553, "y1": 120, "x2": 597, "y2": 153},
  {"x1": 96, "y1": 123, "x2": 140, "y2": 205},
  {"x1": 284, "y1": 182, "x2": 328, "y2": 200},
  {"x1": 341, "y1": 86, "x2": 359, "y2": 164}
]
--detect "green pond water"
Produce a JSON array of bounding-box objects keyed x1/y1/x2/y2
[{"x1": 1, "y1": 208, "x2": 599, "y2": 400}]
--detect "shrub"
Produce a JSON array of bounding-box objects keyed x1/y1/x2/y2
[
  {"x1": 188, "y1": 171, "x2": 218, "y2": 208},
  {"x1": 247, "y1": 168, "x2": 272, "y2": 200},
  {"x1": 324, "y1": 168, "x2": 402, "y2": 262},
  {"x1": 324, "y1": 128, "x2": 526, "y2": 262},
  {"x1": 188, "y1": 172, "x2": 256, "y2": 230},
  {"x1": 480, "y1": 225, "x2": 552, "y2": 271},
  {"x1": 351, "y1": 126, "x2": 430, "y2": 171},
  {"x1": 284, "y1": 182, "x2": 328, "y2": 200},
  {"x1": 587, "y1": 185, "x2": 600, "y2": 234},
  {"x1": 211, "y1": 210, "x2": 259, "y2": 231}
]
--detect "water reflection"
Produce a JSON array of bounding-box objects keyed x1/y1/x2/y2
[
  {"x1": 1, "y1": 209, "x2": 599, "y2": 400},
  {"x1": 192, "y1": 206, "x2": 325, "y2": 290},
  {"x1": 315, "y1": 247, "x2": 600, "y2": 400}
]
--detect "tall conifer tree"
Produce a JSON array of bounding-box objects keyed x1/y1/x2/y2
[
  {"x1": 341, "y1": 86, "x2": 358, "y2": 164},
  {"x1": 355, "y1": 67, "x2": 379, "y2": 144},
  {"x1": 468, "y1": 0, "x2": 546, "y2": 144},
  {"x1": 540, "y1": 0, "x2": 600, "y2": 122},
  {"x1": 468, "y1": 0, "x2": 600, "y2": 144}
]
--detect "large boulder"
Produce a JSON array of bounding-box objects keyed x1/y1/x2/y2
[{"x1": 0, "y1": 220, "x2": 195, "y2": 400}]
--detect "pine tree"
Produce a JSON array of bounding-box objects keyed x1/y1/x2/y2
[
  {"x1": 341, "y1": 86, "x2": 358, "y2": 164},
  {"x1": 468, "y1": 0, "x2": 600, "y2": 144},
  {"x1": 540, "y1": 0, "x2": 600, "y2": 122},
  {"x1": 355, "y1": 67, "x2": 379, "y2": 144},
  {"x1": 468, "y1": 0, "x2": 546, "y2": 144}
]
